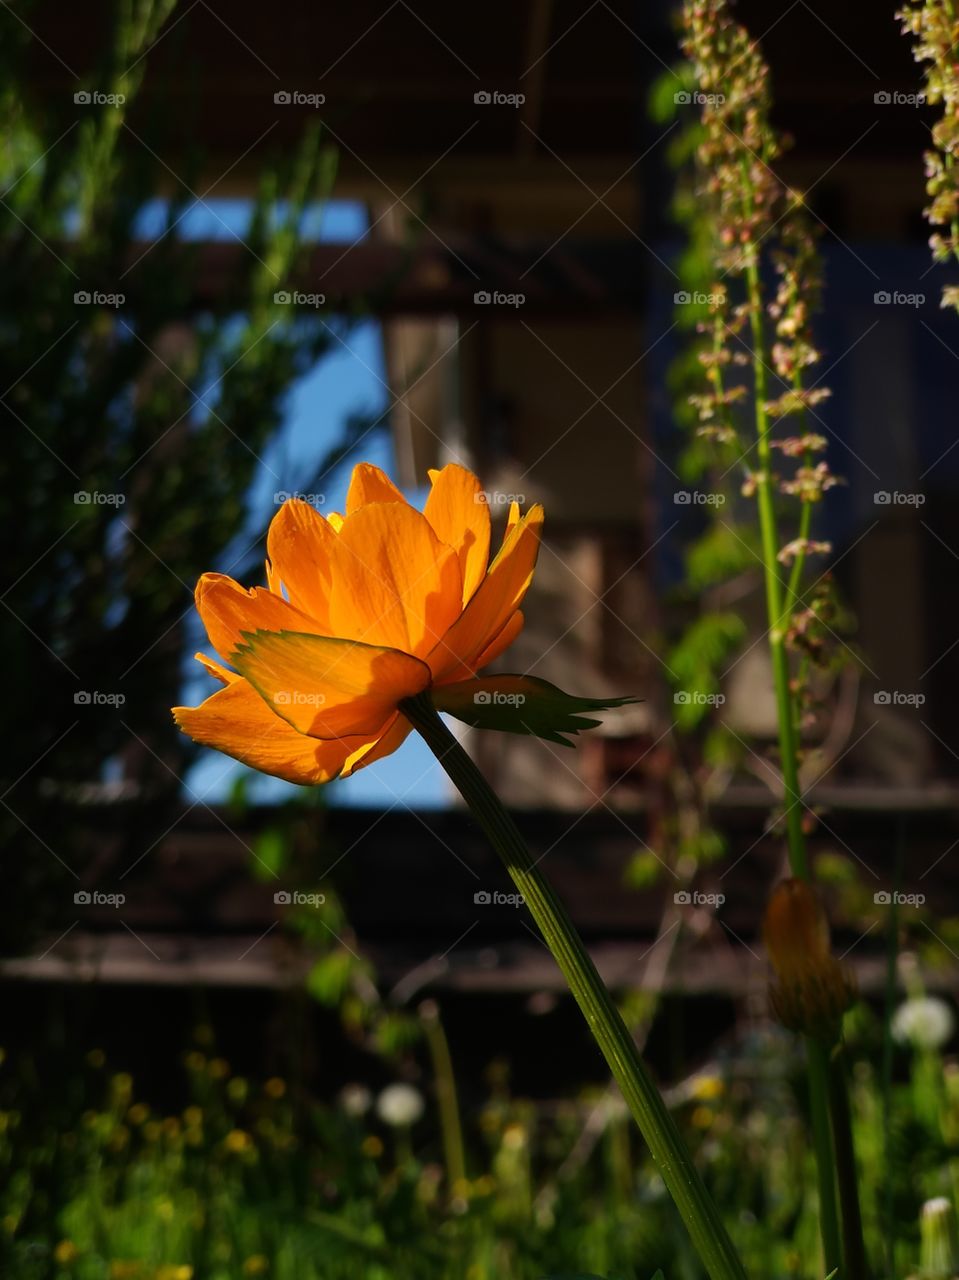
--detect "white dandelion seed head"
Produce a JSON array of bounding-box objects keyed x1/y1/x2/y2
[
  {"x1": 376, "y1": 1082, "x2": 425, "y2": 1128},
  {"x1": 892, "y1": 995, "x2": 955, "y2": 1051}
]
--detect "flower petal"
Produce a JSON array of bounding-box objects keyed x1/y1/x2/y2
[
  {"x1": 329, "y1": 502, "x2": 463, "y2": 656},
  {"x1": 266, "y1": 500, "x2": 338, "y2": 625},
  {"x1": 231, "y1": 630, "x2": 431, "y2": 738},
  {"x1": 423, "y1": 464, "x2": 491, "y2": 604},
  {"x1": 429, "y1": 505, "x2": 543, "y2": 680},
  {"x1": 346, "y1": 462, "x2": 406, "y2": 513},
  {"x1": 194, "y1": 651, "x2": 237, "y2": 685},
  {"x1": 196, "y1": 573, "x2": 319, "y2": 666},
  {"x1": 471, "y1": 609, "x2": 524, "y2": 672},
  {"x1": 173, "y1": 678, "x2": 364, "y2": 785},
  {"x1": 339, "y1": 711, "x2": 413, "y2": 776}
]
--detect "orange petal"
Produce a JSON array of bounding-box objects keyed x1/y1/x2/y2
[
  {"x1": 345, "y1": 462, "x2": 406, "y2": 513},
  {"x1": 266, "y1": 499, "x2": 337, "y2": 626},
  {"x1": 196, "y1": 573, "x2": 319, "y2": 665},
  {"x1": 329, "y1": 502, "x2": 463, "y2": 656},
  {"x1": 194, "y1": 651, "x2": 238, "y2": 685},
  {"x1": 424, "y1": 464, "x2": 491, "y2": 604},
  {"x1": 173, "y1": 678, "x2": 363, "y2": 785},
  {"x1": 429, "y1": 505, "x2": 543, "y2": 680},
  {"x1": 232, "y1": 630, "x2": 431, "y2": 738},
  {"x1": 503, "y1": 500, "x2": 521, "y2": 541},
  {"x1": 340, "y1": 711, "x2": 413, "y2": 776},
  {"x1": 327, "y1": 511, "x2": 345, "y2": 532},
  {"x1": 471, "y1": 609, "x2": 525, "y2": 673}
]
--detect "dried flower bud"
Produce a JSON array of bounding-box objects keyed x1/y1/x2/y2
[{"x1": 763, "y1": 878, "x2": 855, "y2": 1042}]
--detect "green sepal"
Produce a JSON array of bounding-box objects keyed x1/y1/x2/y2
[{"x1": 430, "y1": 675, "x2": 640, "y2": 747}]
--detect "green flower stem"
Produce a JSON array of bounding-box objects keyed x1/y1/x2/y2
[
  {"x1": 828, "y1": 1042, "x2": 869, "y2": 1280},
  {"x1": 742, "y1": 236, "x2": 844, "y2": 1277},
  {"x1": 806, "y1": 1037, "x2": 843, "y2": 1277},
  {"x1": 400, "y1": 690, "x2": 748, "y2": 1280},
  {"x1": 419, "y1": 999, "x2": 468, "y2": 1191}
]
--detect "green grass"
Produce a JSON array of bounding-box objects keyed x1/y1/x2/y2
[{"x1": 0, "y1": 1000, "x2": 954, "y2": 1280}]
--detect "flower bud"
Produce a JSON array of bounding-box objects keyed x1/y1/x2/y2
[{"x1": 763, "y1": 878, "x2": 854, "y2": 1042}]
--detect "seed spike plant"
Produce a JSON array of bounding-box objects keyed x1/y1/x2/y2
[
  {"x1": 678, "y1": 0, "x2": 864, "y2": 1274},
  {"x1": 174, "y1": 461, "x2": 749, "y2": 1280},
  {"x1": 898, "y1": 0, "x2": 959, "y2": 313}
]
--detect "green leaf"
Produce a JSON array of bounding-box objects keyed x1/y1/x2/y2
[
  {"x1": 250, "y1": 827, "x2": 288, "y2": 881},
  {"x1": 431, "y1": 676, "x2": 641, "y2": 747}
]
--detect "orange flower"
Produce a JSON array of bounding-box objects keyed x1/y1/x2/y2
[{"x1": 173, "y1": 463, "x2": 543, "y2": 784}]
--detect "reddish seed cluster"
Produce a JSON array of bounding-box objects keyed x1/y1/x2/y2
[{"x1": 680, "y1": 0, "x2": 841, "y2": 514}]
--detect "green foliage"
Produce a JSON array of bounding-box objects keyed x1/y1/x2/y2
[
  {"x1": 0, "y1": 0, "x2": 384, "y2": 951},
  {"x1": 433, "y1": 677, "x2": 641, "y2": 747},
  {"x1": 669, "y1": 613, "x2": 746, "y2": 731},
  {"x1": 1, "y1": 1014, "x2": 954, "y2": 1280}
]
